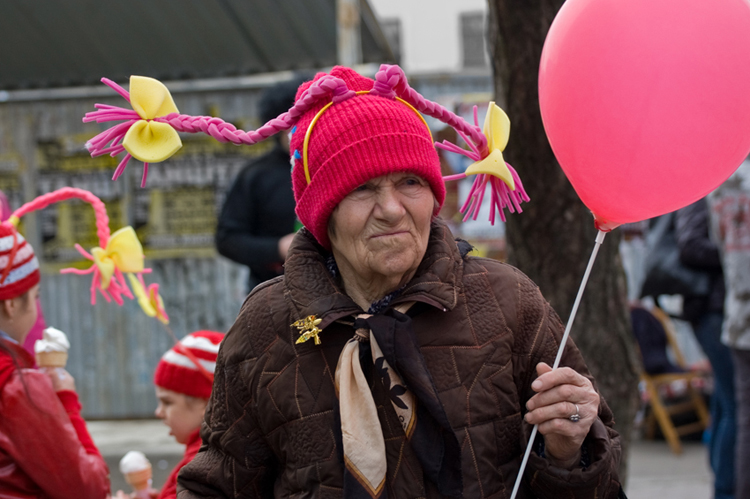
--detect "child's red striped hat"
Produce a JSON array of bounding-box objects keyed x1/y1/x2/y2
[
  {"x1": 153, "y1": 330, "x2": 224, "y2": 399},
  {"x1": 0, "y1": 224, "x2": 40, "y2": 301}
]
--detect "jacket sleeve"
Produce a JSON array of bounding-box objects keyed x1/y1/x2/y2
[
  {"x1": 0, "y1": 371, "x2": 110, "y2": 498},
  {"x1": 511, "y1": 273, "x2": 623, "y2": 499},
  {"x1": 675, "y1": 198, "x2": 722, "y2": 270},
  {"x1": 215, "y1": 166, "x2": 283, "y2": 273},
  {"x1": 178, "y1": 295, "x2": 278, "y2": 498}
]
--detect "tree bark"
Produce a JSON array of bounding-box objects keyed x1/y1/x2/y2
[{"x1": 486, "y1": 0, "x2": 641, "y2": 483}]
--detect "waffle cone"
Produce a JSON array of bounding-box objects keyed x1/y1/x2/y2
[
  {"x1": 35, "y1": 351, "x2": 68, "y2": 368},
  {"x1": 124, "y1": 465, "x2": 152, "y2": 491}
]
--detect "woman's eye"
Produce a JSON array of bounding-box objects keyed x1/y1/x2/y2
[
  {"x1": 400, "y1": 177, "x2": 423, "y2": 188},
  {"x1": 355, "y1": 184, "x2": 369, "y2": 192}
]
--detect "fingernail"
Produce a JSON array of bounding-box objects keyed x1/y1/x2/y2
[
  {"x1": 532, "y1": 380, "x2": 542, "y2": 390},
  {"x1": 524, "y1": 413, "x2": 531, "y2": 423}
]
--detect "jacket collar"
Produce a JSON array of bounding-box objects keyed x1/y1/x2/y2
[
  {"x1": 0, "y1": 337, "x2": 34, "y2": 389},
  {"x1": 186, "y1": 428, "x2": 202, "y2": 452},
  {"x1": 283, "y1": 219, "x2": 463, "y2": 329}
]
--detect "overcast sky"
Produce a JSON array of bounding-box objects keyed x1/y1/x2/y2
[{"x1": 369, "y1": 0, "x2": 488, "y2": 73}]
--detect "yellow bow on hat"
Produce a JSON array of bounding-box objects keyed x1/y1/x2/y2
[
  {"x1": 127, "y1": 273, "x2": 169, "y2": 324},
  {"x1": 90, "y1": 226, "x2": 145, "y2": 289},
  {"x1": 464, "y1": 102, "x2": 515, "y2": 190},
  {"x1": 122, "y1": 76, "x2": 182, "y2": 164}
]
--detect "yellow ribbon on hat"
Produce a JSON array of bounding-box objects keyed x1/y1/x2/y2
[
  {"x1": 127, "y1": 273, "x2": 169, "y2": 324},
  {"x1": 464, "y1": 102, "x2": 515, "y2": 190},
  {"x1": 90, "y1": 226, "x2": 145, "y2": 289},
  {"x1": 122, "y1": 76, "x2": 182, "y2": 163}
]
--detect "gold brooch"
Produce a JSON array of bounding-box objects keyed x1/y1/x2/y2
[{"x1": 292, "y1": 315, "x2": 323, "y2": 345}]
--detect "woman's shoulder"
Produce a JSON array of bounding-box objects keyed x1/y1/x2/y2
[
  {"x1": 460, "y1": 254, "x2": 550, "y2": 326},
  {"x1": 461, "y1": 255, "x2": 543, "y2": 298},
  {"x1": 460, "y1": 255, "x2": 560, "y2": 355},
  {"x1": 0, "y1": 342, "x2": 35, "y2": 390},
  {"x1": 0, "y1": 368, "x2": 57, "y2": 409},
  {"x1": 221, "y1": 276, "x2": 289, "y2": 365}
]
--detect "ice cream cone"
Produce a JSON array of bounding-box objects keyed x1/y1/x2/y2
[
  {"x1": 35, "y1": 351, "x2": 68, "y2": 368},
  {"x1": 124, "y1": 464, "x2": 152, "y2": 491}
]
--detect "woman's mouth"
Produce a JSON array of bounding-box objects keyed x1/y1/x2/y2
[{"x1": 371, "y1": 230, "x2": 408, "y2": 239}]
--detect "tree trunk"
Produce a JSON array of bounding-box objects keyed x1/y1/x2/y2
[{"x1": 486, "y1": 0, "x2": 641, "y2": 483}]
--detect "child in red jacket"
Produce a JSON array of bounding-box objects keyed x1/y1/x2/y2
[
  {"x1": 0, "y1": 224, "x2": 110, "y2": 498},
  {"x1": 116, "y1": 331, "x2": 223, "y2": 499},
  {"x1": 153, "y1": 331, "x2": 223, "y2": 498}
]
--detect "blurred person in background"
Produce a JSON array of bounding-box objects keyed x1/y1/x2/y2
[
  {"x1": 0, "y1": 190, "x2": 47, "y2": 358},
  {"x1": 113, "y1": 331, "x2": 224, "y2": 499},
  {"x1": 709, "y1": 158, "x2": 750, "y2": 499},
  {"x1": 0, "y1": 223, "x2": 109, "y2": 497},
  {"x1": 675, "y1": 198, "x2": 735, "y2": 499},
  {"x1": 215, "y1": 78, "x2": 304, "y2": 293},
  {"x1": 151, "y1": 331, "x2": 223, "y2": 499}
]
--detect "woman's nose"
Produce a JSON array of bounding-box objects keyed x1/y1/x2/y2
[{"x1": 375, "y1": 186, "x2": 406, "y2": 221}]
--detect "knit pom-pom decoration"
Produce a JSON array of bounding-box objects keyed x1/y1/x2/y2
[
  {"x1": 9, "y1": 187, "x2": 163, "y2": 310},
  {"x1": 438, "y1": 102, "x2": 529, "y2": 223},
  {"x1": 60, "y1": 225, "x2": 144, "y2": 306},
  {"x1": 83, "y1": 77, "x2": 181, "y2": 188}
]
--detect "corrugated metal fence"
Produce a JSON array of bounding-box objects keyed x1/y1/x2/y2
[{"x1": 43, "y1": 259, "x2": 248, "y2": 418}]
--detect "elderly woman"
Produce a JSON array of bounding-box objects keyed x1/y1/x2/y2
[{"x1": 167, "y1": 66, "x2": 623, "y2": 498}]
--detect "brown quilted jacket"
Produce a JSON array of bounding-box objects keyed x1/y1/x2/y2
[{"x1": 178, "y1": 221, "x2": 622, "y2": 498}]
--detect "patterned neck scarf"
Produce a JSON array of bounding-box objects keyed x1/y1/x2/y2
[{"x1": 334, "y1": 305, "x2": 462, "y2": 498}]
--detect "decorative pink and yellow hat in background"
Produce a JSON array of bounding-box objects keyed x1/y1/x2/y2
[{"x1": 1, "y1": 187, "x2": 167, "y2": 323}]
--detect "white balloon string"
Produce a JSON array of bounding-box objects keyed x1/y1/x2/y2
[{"x1": 509, "y1": 229, "x2": 607, "y2": 499}]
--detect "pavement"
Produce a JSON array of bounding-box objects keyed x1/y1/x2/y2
[
  {"x1": 89, "y1": 419, "x2": 183, "y2": 492},
  {"x1": 89, "y1": 419, "x2": 713, "y2": 497},
  {"x1": 626, "y1": 440, "x2": 711, "y2": 499}
]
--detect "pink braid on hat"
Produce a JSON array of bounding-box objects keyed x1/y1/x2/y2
[{"x1": 83, "y1": 64, "x2": 528, "y2": 247}]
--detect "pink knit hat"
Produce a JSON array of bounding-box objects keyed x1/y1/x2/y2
[
  {"x1": 85, "y1": 64, "x2": 530, "y2": 248},
  {"x1": 153, "y1": 330, "x2": 224, "y2": 399},
  {"x1": 288, "y1": 67, "x2": 445, "y2": 248}
]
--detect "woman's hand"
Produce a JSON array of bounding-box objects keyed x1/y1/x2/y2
[
  {"x1": 524, "y1": 362, "x2": 599, "y2": 468},
  {"x1": 41, "y1": 367, "x2": 76, "y2": 392}
]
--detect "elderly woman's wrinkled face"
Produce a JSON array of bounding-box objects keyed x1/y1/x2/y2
[{"x1": 328, "y1": 172, "x2": 435, "y2": 283}]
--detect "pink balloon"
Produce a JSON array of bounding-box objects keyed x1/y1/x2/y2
[{"x1": 539, "y1": 0, "x2": 750, "y2": 230}]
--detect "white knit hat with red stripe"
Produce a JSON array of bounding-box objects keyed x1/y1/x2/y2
[
  {"x1": 0, "y1": 224, "x2": 40, "y2": 301},
  {"x1": 153, "y1": 330, "x2": 224, "y2": 399}
]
